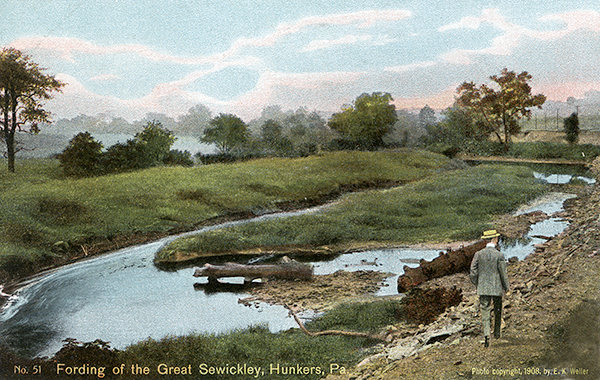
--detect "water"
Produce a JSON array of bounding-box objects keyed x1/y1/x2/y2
[
  {"x1": 0, "y1": 207, "x2": 328, "y2": 359},
  {"x1": 0, "y1": 186, "x2": 581, "y2": 359},
  {"x1": 502, "y1": 192, "x2": 574, "y2": 260}
]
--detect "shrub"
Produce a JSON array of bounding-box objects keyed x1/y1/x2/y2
[
  {"x1": 163, "y1": 149, "x2": 194, "y2": 166},
  {"x1": 57, "y1": 132, "x2": 104, "y2": 177}
]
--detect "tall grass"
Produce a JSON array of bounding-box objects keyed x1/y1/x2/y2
[
  {"x1": 121, "y1": 326, "x2": 363, "y2": 380},
  {"x1": 159, "y1": 164, "x2": 546, "y2": 261},
  {"x1": 507, "y1": 142, "x2": 600, "y2": 161},
  {"x1": 0, "y1": 150, "x2": 450, "y2": 279},
  {"x1": 118, "y1": 300, "x2": 401, "y2": 379}
]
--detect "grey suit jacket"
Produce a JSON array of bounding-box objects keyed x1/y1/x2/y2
[{"x1": 470, "y1": 246, "x2": 509, "y2": 296}]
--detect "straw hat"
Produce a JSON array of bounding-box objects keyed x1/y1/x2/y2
[{"x1": 481, "y1": 229, "x2": 500, "y2": 239}]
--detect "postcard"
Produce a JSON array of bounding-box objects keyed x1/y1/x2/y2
[{"x1": 0, "y1": 1, "x2": 598, "y2": 379}]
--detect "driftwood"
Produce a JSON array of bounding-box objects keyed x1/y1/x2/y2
[
  {"x1": 193, "y1": 262, "x2": 313, "y2": 283},
  {"x1": 397, "y1": 240, "x2": 486, "y2": 293},
  {"x1": 284, "y1": 304, "x2": 385, "y2": 341}
]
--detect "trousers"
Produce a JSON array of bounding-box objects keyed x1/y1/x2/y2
[{"x1": 479, "y1": 295, "x2": 503, "y2": 337}]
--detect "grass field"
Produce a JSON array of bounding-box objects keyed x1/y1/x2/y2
[
  {"x1": 158, "y1": 163, "x2": 547, "y2": 262},
  {"x1": 0, "y1": 150, "x2": 451, "y2": 280}
]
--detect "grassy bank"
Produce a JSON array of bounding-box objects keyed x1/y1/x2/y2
[
  {"x1": 158, "y1": 164, "x2": 547, "y2": 262},
  {"x1": 0, "y1": 150, "x2": 450, "y2": 281},
  {"x1": 1, "y1": 299, "x2": 402, "y2": 380}
]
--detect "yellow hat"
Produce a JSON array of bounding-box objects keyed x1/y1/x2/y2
[{"x1": 481, "y1": 229, "x2": 500, "y2": 239}]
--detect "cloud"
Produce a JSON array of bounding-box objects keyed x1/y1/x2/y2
[
  {"x1": 301, "y1": 35, "x2": 373, "y2": 52},
  {"x1": 10, "y1": 36, "x2": 211, "y2": 65},
  {"x1": 438, "y1": 9, "x2": 600, "y2": 65},
  {"x1": 392, "y1": 86, "x2": 456, "y2": 111},
  {"x1": 222, "y1": 9, "x2": 411, "y2": 57}
]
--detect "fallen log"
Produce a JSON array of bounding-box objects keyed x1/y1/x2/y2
[
  {"x1": 193, "y1": 262, "x2": 313, "y2": 283},
  {"x1": 397, "y1": 240, "x2": 486, "y2": 293}
]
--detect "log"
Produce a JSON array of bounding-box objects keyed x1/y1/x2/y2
[
  {"x1": 193, "y1": 262, "x2": 313, "y2": 282},
  {"x1": 397, "y1": 240, "x2": 486, "y2": 293}
]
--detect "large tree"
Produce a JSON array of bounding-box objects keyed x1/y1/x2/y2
[
  {"x1": 201, "y1": 114, "x2": 249, "y2": 153},
  {"x1": 0, "y1": 48, "x2": 64, "y2": 172},
  {"x1": 455, "y1": 68, "x2": 546, "y2": 151},
  {"x1": 328, "y1": 92, "x2": 397, "y2": 149}
]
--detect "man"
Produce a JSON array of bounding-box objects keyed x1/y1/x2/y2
[{"x1": 470, "y1": 229, "x2": 509, "y2": 347}]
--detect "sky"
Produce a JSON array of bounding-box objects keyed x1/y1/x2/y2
[{"x1": 2, "y1": 0, "x2": 600, "y2": 122}]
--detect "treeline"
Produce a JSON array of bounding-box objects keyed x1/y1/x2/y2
[
  {"x1": 56, "y1": 68, "x2": 600, "y2": 178},
  {"x1": 57, "y1": 92, "x2": 437, "y2": 177},
  {"x1": 58, "y1": 122, "x2": 193, "y2": 177}
]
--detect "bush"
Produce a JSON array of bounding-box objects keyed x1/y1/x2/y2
[
  {"x1": 59, "y1": 122, "x2": 193, "y2": 177},
  {"x1": 57, "y1": 132, "x2": 104, "y2": 177},
  {"x1": 163, "y1": 149, "x2": 194, "y2": 166}
]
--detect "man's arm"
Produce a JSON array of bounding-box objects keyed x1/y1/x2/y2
[
  {"x1": 470, "y1": 252, "x2": 479, "y2": 286},
  {"x1": 498, "y1": 255, "x2": 509, "y2": 292}
]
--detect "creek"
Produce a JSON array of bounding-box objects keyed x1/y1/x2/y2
[{"x1": 0, "y1": 172, "x2": 589, "y2": 359}]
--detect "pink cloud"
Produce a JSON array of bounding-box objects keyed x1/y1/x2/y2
[
  {"x1": 533, "y1": 81, "x2": 600, "y2": 102},
  {"x1": 385, "y1": 61, "x2": 437, "y2": 73},
  {"x1": 10, "y1": 36, "x2": 213, "y2": 65},
  {"x1": 392, "y1": 86, "x2": 456, "y2": 111}
]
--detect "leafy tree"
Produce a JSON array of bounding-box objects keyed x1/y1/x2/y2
[
  {"x1": 102, "y1": 140, "x2": 145, "y2": 173},
  {"x1": 57, "y1": 132, "x2": 104, "y2": 177},
  {"x1": 100, "y1": 121, "x2": 178, "y2": 174},
  {"x1": 163, "y1": 149, "x2": 194, "y2": 167},
  {"x1": 564, "y1": 112, "x2": 580, "y2": 145},
  {"x1": 456, "y1": 68, "x2": 546, "y2": 151},
  {"x1": 0, "y1": 48, "x2": 64, "y2": 172},
  {"x1": 328, "y1": 92, "x2": 397, "y2": 149},
  {"x1": 418, "y1": 105, "x2": 437, "y2": 129},
  {"x1": 134, "y1": 120, "x2": 176, "y2": 167},
  {"x1": 202, "y1": 114, "x2": 249, "y2": 153},
  {"x1": 260, "y1": 119, "x2": 284, "y2": 147},
  {"x1": 176, "y1": 104, "x2": 212, "y2": 136}
]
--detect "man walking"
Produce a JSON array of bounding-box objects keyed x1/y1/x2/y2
[{"x1": 470, "y1": 230, "x2": 509, "y2": 347}]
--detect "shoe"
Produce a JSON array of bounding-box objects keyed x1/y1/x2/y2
[{"x1": 484, "y1": 336, "x2": 489, "y2": 347}]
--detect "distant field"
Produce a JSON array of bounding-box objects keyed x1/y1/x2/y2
[
  {"x1": 521, "y1": 115, "x2": 600, "y2": 133},
  {"x1": 0, "y1": 150, "x2": 451, "y2": 281}
]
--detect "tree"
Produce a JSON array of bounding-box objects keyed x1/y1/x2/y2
[
  {"x1": 328, "y1": 92, "x2": 397, "y2": 149},
  {"x1": 57, "y1": 132, "x2": 104, "y2": 177},
  {"x1": 455, "y1": 68, "x2": 546, "y2": 151},
  {"x1": 261, "y1": 119, "x2": 284, "y2": 147},
  {"x1": 418, "y1": 105, "x2": 437, "y2": 129},
  {"x1": 202, "y1": 114, "x2": 249, "y2": 153},
  {"x1": 564, "y1": 112, "x2": 580, "y2": 145},
  {"x1": 134, "y1": 120, "x2": 176, "y2": 167},
  {"x1": 176, "y1": 104, "x2": 212, "y2": 136},
  {"x1": 0, "y1": 48, "x2": 64, "y2": 172},
  {"x1": 101, "y1": 121, "x2": 177, "y2": 173}
]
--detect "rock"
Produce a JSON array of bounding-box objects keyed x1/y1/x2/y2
[{"x1": 387, "y1": 341, "x2": 420, "y2": 360}]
